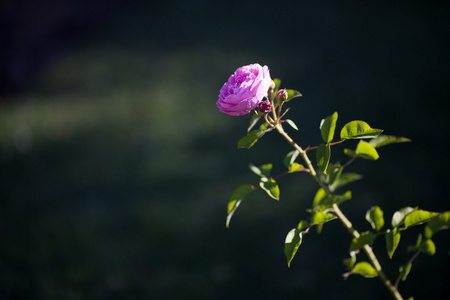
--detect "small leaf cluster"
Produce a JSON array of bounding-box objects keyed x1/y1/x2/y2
[
  {"x1": 343, "y1": 207, "x2": 450, "y2": 283},
  {"x1": 226, "y1": 157, "x2": 307, "y2": 228}
]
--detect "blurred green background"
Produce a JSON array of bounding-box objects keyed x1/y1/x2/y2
[{"x1": 1, "y1": 1, "x2": 449, "y2": 299}]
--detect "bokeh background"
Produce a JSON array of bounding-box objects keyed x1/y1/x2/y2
[{"x1": 1, "y1": 0, "x2": 449, "y2": 299}]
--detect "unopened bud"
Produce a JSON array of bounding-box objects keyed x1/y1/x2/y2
[
  {"x1": 276, "y1": 89, "x2": 288, "y2": 102},
  {"x1": 258, "y1": 100, "x2": 272, "y2": 114}
]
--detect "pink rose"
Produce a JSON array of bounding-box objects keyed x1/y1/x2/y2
[{"x1": 217, "y1": 64, "x2": 272, "y2": 116}]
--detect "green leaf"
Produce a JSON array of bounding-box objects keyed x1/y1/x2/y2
[
  {"x1": 279, "y1": 107, "x2": 291, "y2": 119},
  {"x1": 391, "y1": 206, "x2": 417, "y2": 228},
  {"x1": 286, "y1": 119, "x2": 298, "y2": 131},
  {"x1": 356, "y1": 141, "x2": 379, "y2": 160},
  {"x1": 330, "y1": 173, "x2": 362, "y2": 192},
  {"x1": 318, "y1": 191, "x2": 352, "y2": 211},
  {"x1": 399, "y1": 262, "x2": 412, "y2": 281},
  {"x1": 284, "y1": 89, "x2": 302, "y2": 103},
  {"x1": 297, "y1": 220, "x2": 309, "y2": 231},
  {"x1": 320, "y1": 111, "x2": 338, "y2": 143},
  {"x1": 247, "y1": 112, "x2": 263, "y2": 132},
  {"x1": 350, "y1": 231, "x2": 377, "y2": 252},
  {"x1": 407, "y1": 234, "x2": 423, "y2": 252},
  {"x1": 340, "y1": 120, "x2": 383, "y2": 140},
  {"x1": 424, "y1": 211, "x2": 450, "y2": 238},
  {"x1": 227, "y1": 184, "x2": 254, "y2": 228},
  {"x1": 259, "y1": 177, "x2": 280, "y2": 200},
  {"x1": 284, "y1": 150, "x2": 300, "y2": 168},
  {"x1": 352, "y1": 262, "x2": 378, "y2": 278},
  {"x1": 310, "y1": 211, "x2": 336, "y2": 225},
  {"x1": 404, "y1": 210, "x2": 438, "y2": 228},
  {"x1": 343, "y1": 148, "x2": 357, "y2": 157},
  {"x1": 238, "y1": 129, "x2": 265, "y2": 149},
  {"x1": 420, "y1": 238, "x2": 436, "y2": 256},
  {"x1": 312, "y1": 188, "x2": 327, "y2": 208},
  {"x1": 285, "y1": 228, "x2": 303, "y2": 267},
  {"x1": 249, "y1": 163, "x2": 272, "y2": 178},
  {"x1": 327, "y1": 164, "x2": 343, "y2": 185},
  {"x1": 369, "y1": 134, "x2": 411, "y2": 148},
  {"x1": 386, "y1": 227, "x2": 401, "y2": 259},
  {"x1": 238, "y1": 123, "x2": 268, "y2": 149},
  {"x1": 273, "y1": 78, "x2": 281, "y2": 91},
  {"x1": 316, "y1": 144, "x2": 331, "y2": 174},
  {"x1": 366, "y1": 206, "x2": 385, "y2": 231},
  {"x1": 289, "y1": 162, "x2": 305, "y2": 173}
]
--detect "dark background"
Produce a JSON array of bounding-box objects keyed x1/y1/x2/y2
[{"x1": 1, "y1": 0, "x2": 449, "y2": 299}]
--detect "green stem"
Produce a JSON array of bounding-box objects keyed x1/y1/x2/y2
[
  {"x1": 394, "y1": 249, "x2": 421, "y2": 289},
  {"x1": 274, "y1": 123, "x2": 403, "y2": 300}
]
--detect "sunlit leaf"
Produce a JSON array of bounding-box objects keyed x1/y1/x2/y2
[
  {"x1": 399, "y1": 263, "x2": 412, "y2": 281},
  {"x1": 289, "y1": 162, "x2": 305, "y2": 173},
  {"x1": 249, "y1": 163, "x2": 272, "y2": 178},
  {"x1": 286, "y1": 119, "x2": 298, "y2": 131},
  {"x1": 424, "y1": 211, "x2": 450, "y2": 238},
  {"x1": 340, "y1": 120, "x2": 383, "y2": 140},
  {"x1": 285, "y1": 228, "x2": 303, "y2": 267},
  {"x1": 310, "y1": 211, "x2": 336, "y2": 225},
  {"x1": 404, "y1": 210, "x2": 438, "y2": 228},
  {"x1": 420, "y1": 238, "x2": 436, "y2": 256},
  {"x1": 330, "y1": 173, "x2": 362, "y2": 192},
  {"x1": 320, "y1": 112, "x2": 338, "y2": 143},
  {"x1": 284, "y1": 150, "x2": 300, "y2": 168},
  {"x1": 366, "y1": 206, "x2": 384, "y2": 231},
  {"x1": 284, "y1": 89, "x2": 302, "y2": 103},
  {"x1": 369, "y1": 134, "x2": 411, "y2": 148},
  {"x1": 386, "y1": 227, "x2": 401, "y2": 259},
  {"x1": 297, "y1": 220, "x2": 309, "y2": 231},
  {"x1": 259, "y1": 177, "x2": 280, "y2": 200},
  {"x1": 349, "y1": 231, "x2": 377, "y2": 252},
  {"x1": 226, "y1": 184, "x2": 254, "y2": 228},
  {"x1": 356, "y1": 141, "x2": 379, "y2": 160},
  {"x1": 316, "y1": 144, "x2": 330, "y2": 174},
  {"x1": 352, "y1": 262, "x2": 378, "y2": 278},
  {"x1": 391, "y1": 206, "x2": 417, "y2": 228},
  {"x1": 312, "y1": 188, "x2": 327, "y2": 208}
]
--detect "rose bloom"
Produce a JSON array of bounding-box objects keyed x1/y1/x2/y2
[{"x1": 217, "y1": 63, "x2": 272, "y2": 116}]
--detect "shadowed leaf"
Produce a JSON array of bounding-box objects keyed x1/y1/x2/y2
[
  {"x1": 349, "y1": 231, "x2": 377, "y2": 252},
  {"x1": 369, "y1": 134, "x2": 411, "y2": 148}
]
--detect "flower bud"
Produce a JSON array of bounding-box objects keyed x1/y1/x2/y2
[
  {"x1": 276, "y1": 89, "x2": 288, "y2": 102},
  {"x1": 258, "y1": 100, "x2": 272, "y2": 114}
]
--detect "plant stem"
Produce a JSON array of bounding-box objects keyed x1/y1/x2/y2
[{"x1": 274, "y1": 123, "x2": 403, "y2": 300}]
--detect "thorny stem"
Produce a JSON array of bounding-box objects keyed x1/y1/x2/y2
[{"x1": 273, "y1": 122, "x2": 404, "y2": 300}]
